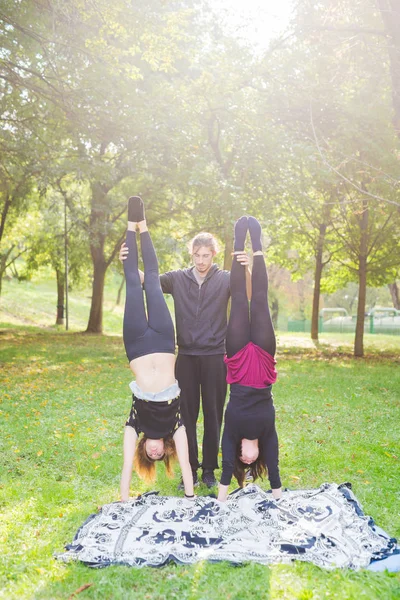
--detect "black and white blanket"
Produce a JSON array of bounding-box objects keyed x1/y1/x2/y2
[{"x1": 57, "y1": 483, "x2": 398, "y2": 570}]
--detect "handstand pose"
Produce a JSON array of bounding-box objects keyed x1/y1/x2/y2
[
  {"x1": 218, "y1": 216, "x2": 282, "y2": 502},
  {"x1": 120, "y1": 196, "x2": 194, "y2": 501}
]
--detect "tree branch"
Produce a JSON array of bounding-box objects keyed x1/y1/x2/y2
[{"x1": 309, "y1": 103, "x2": 400, "y2": 208}]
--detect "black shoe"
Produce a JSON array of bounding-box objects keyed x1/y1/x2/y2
[
  {"x1": 128, "y1": 196, "x2": 145, "y2": 222},
  {"x1": 202, "y1": 470, "x2": 217, "y2": 488},
  {"x1": 178, "y1": 471, "x2": 198, "y2": 491},
  {"x1": 233, "y1": 215, "x2": 248, "y2": 252}
]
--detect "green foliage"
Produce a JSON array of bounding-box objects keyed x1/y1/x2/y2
[{"x1": 1, "y1": 0, "x2": 400, "y2": 336}]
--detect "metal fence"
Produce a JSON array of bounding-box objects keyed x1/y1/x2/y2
[{"x1": 287, "y1": 308, "x2": 400, "y2": 335}]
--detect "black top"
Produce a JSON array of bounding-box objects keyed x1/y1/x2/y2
[
  {"x1": 220, "y1": 384, "x2": 280, "y2": 487},
  {"x1": 125, "y1": 395, "x2": 182, "y2": 439},
  {"x1": 160, "y1": 265, "x2": 230, "y2": 355}
]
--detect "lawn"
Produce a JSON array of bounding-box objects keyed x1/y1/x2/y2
[
  {"x1": 0, "y1": 325, "x2": 399, "y2": 600},
  {"x1": 0, "y1": 270, "x2": 126, "y2": 332}
]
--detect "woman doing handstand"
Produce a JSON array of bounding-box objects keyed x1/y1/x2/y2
[
  {"x1": 120, "y1": 196, "x2": 194, "y2": 501},
  {"x1": 218, "y1": 216, "x2": 282, "y2": 502}
]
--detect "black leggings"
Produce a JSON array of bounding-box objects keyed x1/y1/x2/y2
[
  {"x1": 123, "y1": 230, "x2": 175, "y2": 362},
  {"x1": 226, "y1": 254, "x2": 276, "y2": 358}
]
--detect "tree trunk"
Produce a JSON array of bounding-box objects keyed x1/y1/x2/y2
[
  {"x1": 310, "y1": 228, "x2": 326, "y2": 341},
  {"x1": 223, "y1": 227, "x2": 233, "y2": 271},
  {"x1": 354, "y1": 200, "x2": 369, "y2": 357},
  {"x1": 271, "y1": 297, "x2": 279, "y2": 328},
  {"x1": 86, "y1": 255, "x2": 107, "y2": 333},
  {"x1": 55, "y1": 268, "x2": 65, "y2": 325},
  {"x1": 0, "y1": 246, "x2": 14, "y2": 297},
  {"x1": 85, "y1": 181, "x2": 109, "y2": 333},
  {"x1": 116, "y1": 275, "x2": 125, "y2": 306},
  {"x1": 311, "y1": 199, "x2": 332, "y2": 341},
  {"x1": 388, "y1": 282, "x2": 400, "y2": 310},
  {"x1": 0, "y1": 194, "x2": 12, "y2": 244},
  {"x1": 0, "y1": 251, "x2": 6, "y2": 296},
  {"x1": 311, "y1": 255, "x2": 323, "y2": 341}
]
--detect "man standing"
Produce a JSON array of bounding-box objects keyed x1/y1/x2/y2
[
  {"x1": 160, "y1": 233, "x2": 230, "y2": 488},
  {"x1": 121, "y1": 230, "x2": 231, "y2": 488}
]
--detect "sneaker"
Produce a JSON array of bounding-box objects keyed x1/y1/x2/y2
[
  {"x1": 178, "y1": 471, "x2": 198, "y2": 491},
  {"x1": 202, "y1": 470, "x2": 217, "y2": 488}
]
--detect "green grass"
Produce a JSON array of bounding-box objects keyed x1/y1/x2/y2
[
  {"x1": 0, "y1": 268, "x2": 177, "y2": 333},
  {"x1": 0, "y1": 270, "x2": 125, "y2": 332},
  {"x1": 276, "y1": 330, "x2": 400, "y2": 355},
  {"x1": 1, "y1": 326, "x2": 399, "y2": 599}
]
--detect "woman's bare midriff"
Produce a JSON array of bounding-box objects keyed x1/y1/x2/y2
[{"x1": 129, "y1": 353, "x2": 176, "y2": 393}]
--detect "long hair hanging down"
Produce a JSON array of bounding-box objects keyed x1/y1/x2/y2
[
  {"x1": 134, "y1": 435, "x2": 177, "y2": 482},
  {"x1": 233, "y1": 440, "x2": 267, "y2": 488}
]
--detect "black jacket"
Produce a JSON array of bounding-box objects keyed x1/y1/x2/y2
[{"x1": 160, "y1": 264, "x2": 230, "y2": 355}]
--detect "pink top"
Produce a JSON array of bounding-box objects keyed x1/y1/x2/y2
[{"x1": 224, "y1": 342, "x2": 277, "y2": 388}]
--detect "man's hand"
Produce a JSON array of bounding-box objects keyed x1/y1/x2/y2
[
  {"x1": 232, "y1": 251, "x2": 250, "y2": 266},
  {"x1": 119, "y1": 242, "x2": 144, "y2": 284},
  {"x1": 232, "y1": 251, "x2": 252, "y2": 299},
  {"x1": 119, "y1": 242, "x2": 129, "y2": 262}
]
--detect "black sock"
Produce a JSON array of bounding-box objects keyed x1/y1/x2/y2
[
  {"x1": 128, "y1": 196, "x2": 145, "y2": 222},
  {"x1": 248, "y1": 216, "x2": 262, "y2": 252},
  {"x1": 234, "y1": 216, "x2": 248, "y2": 252}
]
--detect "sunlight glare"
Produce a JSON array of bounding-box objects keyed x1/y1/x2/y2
[{"x1": 214, "y1": 0, "x2": 294, "y2": 49}]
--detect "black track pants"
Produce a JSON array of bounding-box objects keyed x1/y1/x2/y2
[{"x1": 175, "y1": 354, "x2": 227, "y2": 472}]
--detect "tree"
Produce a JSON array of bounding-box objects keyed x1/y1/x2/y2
[
  {"x1": 0, "y1": 140, "x2": 47, "y2": 295},
  {"x1": 262, "y1": 0, "x2": 400, "y2": 353},
  {"x1": 22, "y1": 188, "x2": 91, "y2": 325},
  {"x1": 2, "y1": 0, "x2": 212, "y2": 331}
]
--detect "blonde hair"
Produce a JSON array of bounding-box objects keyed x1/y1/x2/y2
[
  {"x1": 134, "y1": 435, "x2": 177, "y2": 482},
  {"x1": 187, "y1": 232, "x2": 219, "y2": 255}
]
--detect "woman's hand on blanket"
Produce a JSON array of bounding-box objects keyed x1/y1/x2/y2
[
  {"x1": 119, "y1": 242, "x2": 129, "y2": 261},
  {"x1": 120, "y1": 495, "x2": 140, "y2": 503},
  {"x1": 272, "y1": 487, "x2": 283, "y2": 501},
  {"x1": 217, "y1": 484, "x2": 229, "y2": 502},
  {"x1": 184, "y1": 494, "x2": 197, "y2": 502},
  {"x1": 232, "y1": 251, "x2": 250, "y2": 267}
]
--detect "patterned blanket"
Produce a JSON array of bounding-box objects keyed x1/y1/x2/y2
[{"x1": 57, "y1": 483, "x2": 398, "y2": 570}]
